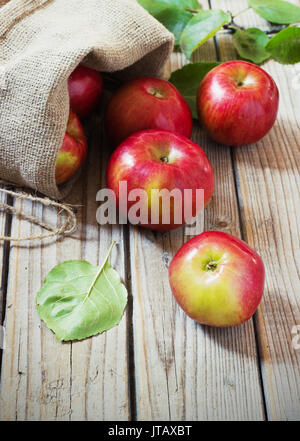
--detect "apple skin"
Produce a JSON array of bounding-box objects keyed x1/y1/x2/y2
[
  {"x1": 106, "y1": 129, "x2": 214, "y2": 231},
  {"x1": 68, "y1": 65, "x2": 103, "y2": 119},
  {"x1": 105, "y1": 77, "x2": 193, "y2": 146},
  {"x1": 55, "y1": 110, "x2": 88, "y2": 185},
  {"x1": 169, "y1": 231, "x2": 265, "y2": 327},
  {"x1": 197, "y1": 60, "x2": 279, "y2": 146}
]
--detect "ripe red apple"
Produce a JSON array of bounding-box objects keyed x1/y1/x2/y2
[
  {"x1": 56, "y1": 110, "x2": 87, "y2": 185},
  {"x1": 197, "y1": 60, "x2": 279, "y2": 146},
  {"x1": 105, "y1": 77, "x2": 193, "y2": 146},
  {"x1": 68, "y1": 65, "x2": 103, "y2": 119},
  {"x1": 169, "y1": 231, "x2": 265, "y2": 327},
  {"x1": 106, "y1": 129, "x2": 214, "y2": 231}
]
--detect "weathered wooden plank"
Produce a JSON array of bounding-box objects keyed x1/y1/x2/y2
[
  {"x1": 1, "y1": 0, "x2": 298, "y2": 422},
  {"x1": 0, "y1": 116, "x2": 130, "y2": 420},
  {"x1": 213, "y1": 0, "x2": 300, "y2": 421},
  {"x1": 130, "y1": 1, "x2": 265, "y2": 421}
]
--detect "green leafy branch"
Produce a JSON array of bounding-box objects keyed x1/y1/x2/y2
[{"x1": 138, "y1": 0, "x2": 300, "y2": 64}]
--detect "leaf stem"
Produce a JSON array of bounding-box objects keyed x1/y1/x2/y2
[
  {"x1": 84, "y1": 241, "x2": 116, "y2": 302},
  {"x1": 223, "y1": 22, "x2": 245, "y2": 32},
  {"x1": 232, "y1": 7, "x2": 250, "y2": 19},
  {"x1": 184, "y1": 8, "x2": 201, "y2": 14}
]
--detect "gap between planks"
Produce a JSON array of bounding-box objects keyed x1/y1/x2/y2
[{"x1": 0, "y1": 192, "x2": 13, "y2": 374}]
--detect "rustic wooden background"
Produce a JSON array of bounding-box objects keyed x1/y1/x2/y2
[{"x1": 0, "y1": 0, "x2": 299, "y2": 421}]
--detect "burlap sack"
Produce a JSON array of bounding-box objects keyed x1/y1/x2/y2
[{"x1": 0, "y1": 0, "x2": 174, "y2": 200}]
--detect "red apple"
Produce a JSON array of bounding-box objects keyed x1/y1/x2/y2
[
  {"x1": 106, "y1": 129, "x2": 214, "y2": 230},
  {"x1": 56, "y1": 110, "x2": 87, "y2": 185},
  {"x1": 169, "y1": 231, "x2": 265, "y2": 327},
  {"x1": 197, "y1": 60, "x2": 279, "y2": 146},
  {"x1": 68, "y1": 65, "x2": 103, "y2": 119},
  {"x1": 105, "y1": 77, "x2": 193, "y2": 146}
]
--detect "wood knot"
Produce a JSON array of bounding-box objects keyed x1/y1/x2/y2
[
  {"x1": 217, "y1": 221, "x2": 228, "y2": 228},
  {"x1": 215, "y1": 216, "x2": 232, "y2": 229}
]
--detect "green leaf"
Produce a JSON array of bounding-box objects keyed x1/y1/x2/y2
[
  {"x1": 180, "y1": 10, "x2": 231, "y2": 59},
  {"x1": 138, "y1": 0, "x2": 202, "y2": 44},
  {"x1": 138, "y1": 0, "x2": 174, "y2": 15},
  {"x1": 154, "y1": 8, "x2": 194, "y2": 44},
  {"x1": 139, "y1": 0, "x2": 201, "y2": 10},
  {"x1": 265, "y1": 26, "x2": 300, "y2": 64},
  {"x1": 170, "y1": 62, "x2": 220, "y2": 118},
  {"x1": 232, "y1": 28, "x2": 270, "y2": 64},
  {"x1": 36, "y1": 242, "x2": 128, "y2": 342},
  {"x1": 164, "y1": 0, "x2": 200, "y2": 8},
  {"x1": 248, "y1": 0, "x2": 300, "y2": 24}
]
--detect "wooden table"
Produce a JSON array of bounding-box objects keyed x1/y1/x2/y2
[{"x1": 0, "y1": 0, "x2": 299, "y2": 421}]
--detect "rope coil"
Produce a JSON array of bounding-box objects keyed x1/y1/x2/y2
[{"x1": 0, "y1": 187, "x2": 77, "y2": 241}]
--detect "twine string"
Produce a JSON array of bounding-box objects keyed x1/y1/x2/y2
[{"x1": 0, "y1": 187, "x2": 77, "y2": 241}]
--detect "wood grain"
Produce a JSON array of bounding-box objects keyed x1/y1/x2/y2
[
  {"x1": 0, "y1": 116, "x2": 130, "y2": 421},
  {"x1": 129, "y1": 1, "x2": 265, "y2": 421},
  {"x1": 213, "y1": 0, "x2": 300, "y2": 421}
]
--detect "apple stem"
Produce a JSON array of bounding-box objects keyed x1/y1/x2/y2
[
  {"x1": 160, "y1": 155, "x2": 169, "y2": 164},
  {"x1": 149, "y1": 88, "x2": 164, "y2": 98},
  {"x1": 206, "y1": 261, "x2": 218, "y2": 272}
]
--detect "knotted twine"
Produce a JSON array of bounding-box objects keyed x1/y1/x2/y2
[{"x1": 0, "y1": 186, "x2": 77, "y2": 241}]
